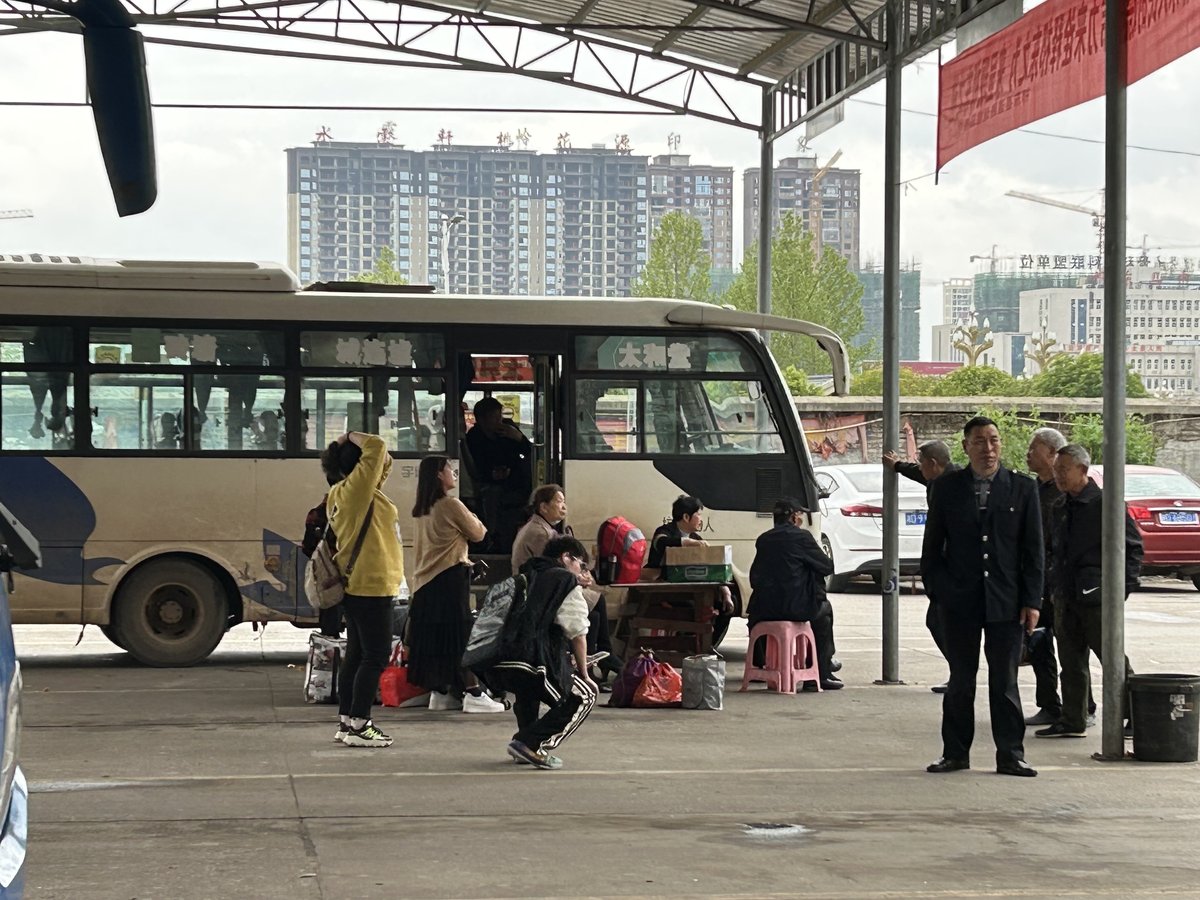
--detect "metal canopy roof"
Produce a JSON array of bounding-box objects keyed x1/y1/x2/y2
[{"x1": 3, "y1": 0, "x2": 1004, "y2": 138}]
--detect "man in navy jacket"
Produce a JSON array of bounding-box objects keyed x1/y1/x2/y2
[{"x1": 921, "y1": 416, "x2": 1044, "y2": 777}]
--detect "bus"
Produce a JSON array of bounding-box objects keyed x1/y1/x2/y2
[{"x1": 0, "y1": 255, "x2": 848, "y2": 666}]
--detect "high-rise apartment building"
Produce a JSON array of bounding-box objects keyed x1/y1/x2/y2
[
  {"x1": 743, "y1": 155, "x2": 861, "y2": 269},
  {"x1": 856, "y1": 267, "x2": 922, "y2": 360},
  {"x1": 647, "y1": 154, "x2": 735, "y2": 270},
  {"x1": 943, "y1": 278, "x2": 974, "y2": 324},
  {"x1": 285, "y1": 141, "x2": 649, "y2": 296}
]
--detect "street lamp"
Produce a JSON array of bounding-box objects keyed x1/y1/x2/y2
[
  {"x1": 1025, "y1": 310, "x2": 1061, "y2": 374},
  {"x1": 951, "y1": 308, "x2": 994, "y2": 367},
  {"x1": 440, "y1": 213, "x2": 465, "y2": 294}
]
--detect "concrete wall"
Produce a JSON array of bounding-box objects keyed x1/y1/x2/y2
[{"x1": 795, "y1": 396, "x2": 1200, "y2": 480}]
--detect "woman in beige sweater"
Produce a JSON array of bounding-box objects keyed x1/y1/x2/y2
[{"x1": 408, "y1": 456, "x2": 505, "y2": 713}]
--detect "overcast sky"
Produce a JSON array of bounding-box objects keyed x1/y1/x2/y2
[{"x1": 1, "y1": 18, "x2": 1198, "y2": 357}]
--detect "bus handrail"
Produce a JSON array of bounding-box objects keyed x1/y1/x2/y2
[{"x1": 664, "y1": 305, "x2": 850, "y2": 397}]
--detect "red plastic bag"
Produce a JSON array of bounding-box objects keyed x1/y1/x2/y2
[
  {"x1": 632, "y1": 659, "x2": 683, "y2": 708},
  {"x1": 379, "y1": 643, "x2": 427, "y2": 708}
]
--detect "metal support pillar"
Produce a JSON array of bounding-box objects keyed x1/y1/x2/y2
[
  {"x1": 878, "y1": 0, "x2": 903, "y2": 684},
  {"x1": 1098, "y1": 0, "x2": 1128, "y2": 762},
  {"x1": 757, "y1": 89, "x2": 774, "y2": 316}
]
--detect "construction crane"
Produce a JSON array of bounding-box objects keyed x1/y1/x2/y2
[
  {"x1": 808, "y1": 149, "x2": 843, "y2": 259},
  {"x1": 0, "y1": 209, "x2": 33, "y2": 220},
  {"x1": 1006, "y1": 190, "x2": 1105, "y2": 259},
  {"x1": 969, "y1": 243, "x2": 1017, "y2": 274}
]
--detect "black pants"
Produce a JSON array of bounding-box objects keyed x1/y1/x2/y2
[
  {"x1": 925, "y1": 600, "x2": 947, "y2": 658},
  {"x1": 750, "y1": 599, "x2": 836, "y2": 680},
  {"x1": 1055, "y1": 600, "x2": 1132, "y2": 731},
  {"x1": 939, "y1": 608, "x2": 1026, "y2": 765},
  {"x1": 586, "y1": 595, "x2": 621, "y2": 672},
  {"x1": 338, "y1": 594, "x2": 393, "y2": 720},
  {"x1": 497, "y1": 666, "x2": 597, "y2": 754}
]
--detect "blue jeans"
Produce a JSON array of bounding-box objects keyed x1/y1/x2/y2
[{"x1": 338, "y1": 594, "x2": 393, "y2": 720}]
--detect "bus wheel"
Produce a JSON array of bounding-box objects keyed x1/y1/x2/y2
[
  {"x1": 99, "y1": 624, "x2": 126, "y2": 651},
  {"x1": 112, "y1": 559, "x2": 228, "y2": 667}
]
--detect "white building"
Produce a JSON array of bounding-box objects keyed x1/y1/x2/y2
[
  {"x1": 1019, "y1": 274, "x2": 1200, "y2": 394},
  {"x1": 942, "y1": 278, "x2": 974, "y2": 325}
]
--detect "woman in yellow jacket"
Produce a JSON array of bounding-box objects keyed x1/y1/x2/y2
[
  {"x1": 323, "y1": 432, "x2": 404, "y2": 748},
  {"x1": 409, "y1": 456, "x2": 506, "y2": 713}
]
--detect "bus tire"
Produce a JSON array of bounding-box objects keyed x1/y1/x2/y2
[
  {"x1": 822, "y1": 537, "x2": 850, "y2": 593},
  {"x1": 112, "y1": 558, "x2": 229, "y2": 667},
  {"x1": 99, "y1": 624, "x2": 126, "y2": 651}
]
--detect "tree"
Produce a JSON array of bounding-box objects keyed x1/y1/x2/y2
[
  {"x1": 633, "y1": 211, "x2": 711, "y2": 301},
  {"x1": 932, "y1": 365, "x2": 1024, "y2": 397},
  {"x1": 351, "y1": 245, "x2": 407, "y2": 285},
  {"x1": 849, "y1": 366, "x2": 938, "y2": 396},
  {"x1": 1067, "y1": 413, "x2": 1160, "y2": 465},
  {"x1": 723, "y1": 212, "x2": 868, "y2": 375},
  {"x1": 783, "y1": 365, "x2": 825, "y2": 396},
  {"x1": 1031, "y1": 352, "x2": 1147, "y2": 398}
]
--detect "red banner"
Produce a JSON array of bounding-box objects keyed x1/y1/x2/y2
[{"x1": 937, "y1": 0, "x2": 1200, "y2": 170}]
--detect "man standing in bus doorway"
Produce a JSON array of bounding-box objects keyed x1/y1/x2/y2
[
  {"x1": 883, "y1": 440, "x2": 959, "y2": 694},
  {"x1": 921, "y1": 416, "x2": 1043, "y2": 778}
]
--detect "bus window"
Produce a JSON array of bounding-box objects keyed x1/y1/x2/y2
[
  {"x1": 377, "y1": 377, "x2": 446, "y2": 453},
  {"x1": 574, "y1": 381, "x2": 638, "y2": 453},
  {"x1": 300, "y1": 330, "x2": 444, "y2": 370},
  {"x1": 89, "y1": 373, "x2": 185, "y2": 450},
  {"x1": 193, "y1": 375, "x2": 286, "y2": 452},
  {"x1": 88, "y1": 326, "x2": 284, "y2": 367},
  {"x1": 574, "y1": 333, "x2": 757, "y2": 374},
  {"x1": 643, "y1": 380, "x2": 784, "y2": 455},
  {"x1": 0, "y1": 325, "x2": 75, "y2": 452}
]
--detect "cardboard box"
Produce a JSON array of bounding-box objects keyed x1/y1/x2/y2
[{"x1": 663, "y1": 544, "x2": 732, "y2": 583}]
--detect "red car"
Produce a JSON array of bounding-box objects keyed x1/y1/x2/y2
[{"x1": 1089, "y1": 465, "x2": 1200, "y2": 590}]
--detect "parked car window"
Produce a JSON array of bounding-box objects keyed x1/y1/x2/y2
[{"x1": 1125, "y1": 472, "x2": 1200, "y2": 499}]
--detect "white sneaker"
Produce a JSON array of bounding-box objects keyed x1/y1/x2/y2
[
  {"x1": 463, "y1": 691, "x2": 507, "y2": 714},
  {"x1": 429, "y1": 691, "x2": 463, "y2": 711}
]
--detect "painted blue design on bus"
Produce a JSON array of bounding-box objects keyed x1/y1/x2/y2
[
  {"x1": 237, "y1": 529, "x2": 313, "y2": 618},
  {"x1": 0, "y1": 458, "x2": 123, "y2": 585}
]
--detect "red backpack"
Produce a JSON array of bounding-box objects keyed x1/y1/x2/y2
[{"x1": 596, "y1": 517, "x2": 648, "y2": 585}]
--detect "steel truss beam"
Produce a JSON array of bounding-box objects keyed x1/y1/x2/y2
[
  {"x1": 766, "y1": 0, "x2": 1011, "y2": 140},
  {"x1": 1, "y1": 0, "x2": 803, "y2": 130}
]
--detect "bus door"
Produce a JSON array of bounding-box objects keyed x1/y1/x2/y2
[{"x1": 457, "y1": 350, "x2": 562, "y2": 556}]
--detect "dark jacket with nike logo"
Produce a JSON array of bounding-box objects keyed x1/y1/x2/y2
[{"x1": 1049, "y1": 478, "x2": 1143, "y2": 605}]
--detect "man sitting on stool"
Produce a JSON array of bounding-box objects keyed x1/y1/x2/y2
[{"x1": 748, "y1": 497, "x2": 842, "y2": 692}]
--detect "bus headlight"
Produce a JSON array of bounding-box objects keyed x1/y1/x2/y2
[{"x1": 0, "y1": 663, "x2": 21, "y2": 818}]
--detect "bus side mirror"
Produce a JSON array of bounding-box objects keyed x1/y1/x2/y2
[{"x1": 83, "y1": 24, "x2": 157, "y2": 216}]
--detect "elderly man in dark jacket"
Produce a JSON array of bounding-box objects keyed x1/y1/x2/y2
[
  {"x1": 1035, "y1": 443, "x2": 1142, "y2": 739},
  {"x1": 885, "y1": 439, "x2": 960, "y2": 693},
  {"x1": 921, "y1": 416, "x2": 1044, "y2": 777},
  {"x1": 748, "y1": 497, "x2": 841, "y2": 691}
]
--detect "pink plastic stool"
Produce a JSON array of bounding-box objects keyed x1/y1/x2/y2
[{"x1": 740, "y1": 620, "x2": 821, "y2": 694}]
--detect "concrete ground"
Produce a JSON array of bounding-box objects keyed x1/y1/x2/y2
[{"x1": 17, "y1": 580, "x2": 1200, "y2": 900}]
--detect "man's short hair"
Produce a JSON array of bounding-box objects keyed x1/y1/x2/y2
[
  {"x1": 772, "y1": 497, "x2": 805, "y2": 526},
  {"x1": 917, "y1": 439, "x2": 952, "y2": 466},
  {"x1": 1056, "y1": 443, "x2": 1091, "y2": 468},
  {"x1": 543, "y1": 535, "x2": 588, "y2": 563},
  {"x1": 963, "y1": 415, "x2": 998, "y2": 438},
  {"x1": 1030, "y1": 427, "x2": 1067, "y2": 451},
  {"x1": 671, "y1": 495, "x2": 703, "y2": 522},
  {"x1": 473, "y1": 396, "x2": 503, "y2": 420}
]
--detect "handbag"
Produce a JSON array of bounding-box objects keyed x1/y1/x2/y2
[
  {"x1": 304, "y1": 502, "x2": 375, "y2": 610},
  {"x1": 379, "y1": 641, "x2": 429, "y2": 707},
  {"x1": 632, "y1": 658, "x2": 683, "y2": 708},
  {"x1": 608, "y1": 649, "x2": 659, "y2": 708},
  {"x1": 681, "y1": 652, "x2": 726, "y2": 710}
]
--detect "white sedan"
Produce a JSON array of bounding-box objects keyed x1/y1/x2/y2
[{"x1": 815, "y1": 463, "x2": 929, "y2": 591}]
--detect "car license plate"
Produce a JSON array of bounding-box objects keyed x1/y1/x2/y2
[
  {"x1": 1159, "y1": 510, "x2": 1199, "y2": 525},
  {"x1": 905, "y1": 511, "x2": 927, "y2": 526}
]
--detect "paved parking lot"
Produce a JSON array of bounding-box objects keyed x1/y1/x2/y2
[{"x1": 18, "y1": 581, "x2": 1200, "y2": 899}]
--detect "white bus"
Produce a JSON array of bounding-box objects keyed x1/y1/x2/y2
[{"x1": 0, "y1": 256, "x2": 848, "y2": 665}]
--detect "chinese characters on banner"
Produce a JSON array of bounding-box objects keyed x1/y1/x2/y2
[
  {"x1": 937, "y1": 0, "x2": 1200, "y2": 171},
  {"x1": 1014, "y1": 254, "x2": 1198, "y2": 271}
]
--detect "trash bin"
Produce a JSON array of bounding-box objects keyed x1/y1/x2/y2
[{"x1": 1129, "y1": 674, "x2": 1200, "y2": 763}]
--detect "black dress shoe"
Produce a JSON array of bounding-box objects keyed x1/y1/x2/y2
[
  {"x1": 930, "y1": 682, "x2": 949, "y2": 694},
  {"x1": 926, "y1": 757, "x2": 970, "y2": 773},
  {"x1": 996, "y1": 758, "x2": 1038, "y2": 777},
  {"x1": 830, "y1": 656, "x2": 843, "y2": 673},
  {"x1": 800, "y1": 676, "x2": 845, "y2": 692}
]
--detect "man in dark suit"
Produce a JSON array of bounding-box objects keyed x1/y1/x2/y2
[
  {"x1": 921, "y1": 416, "x2": 1044, "y2": 777},
  {"x1": 884, "y1": 440, "x2": 959, "y2": 693}
]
